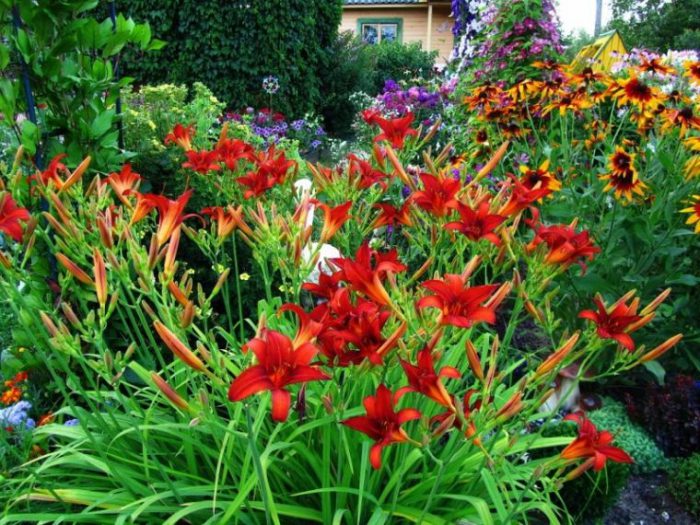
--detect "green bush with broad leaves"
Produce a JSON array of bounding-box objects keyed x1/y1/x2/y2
[
  {"x1": 0, "y1": 0, "x2": 162, "y2": 171},
  {"x1": 118, "y1": 0, "x2": 343, "y2": 118}
]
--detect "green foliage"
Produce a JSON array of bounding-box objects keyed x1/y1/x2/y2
[
  {"x1": 589, "y1": 398, "x2": 669, "y2": 474},
  {"x1": 119, "y1": 0, "x2": 343, "y2": 117},
  {"x1": 609, "y1": 0, "x2": 700, "y2": 51},
  {"x1": 319, "y1": 31, "x2": 374, "y2": 136},
  {"x1": 361, "y1": 41, "x2": 438, "y2": 96},
  {"x1": 0, "y1": 1, "x2": 161, "y2": 171},
  {"x1": 668, "y1": 453, "x2": 700, "y2": 517},
  {"x1": 0, "y1": 299, "x2": 13, "y2": 352}
]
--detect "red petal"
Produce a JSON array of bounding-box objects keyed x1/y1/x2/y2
[
  {"x1": 370, "y1": 442, "x2": 384, "y2": 470},
  {"x1": 228, "y1": 366, "x2": 273, "y2": 401},
  {"x1": 270, "y1": 388, "x2": 291, "y2": 422}
]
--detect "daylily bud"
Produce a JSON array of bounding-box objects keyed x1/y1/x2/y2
[
  {"x1": 431, "y1": 412, "x2": 456, "y2": 439},
  {"x1": 56, "y1": 253, "x2": 94, "y2": 286},
  {"x1": 153, "y1": 321, "x2": 207, "y2": 373},
  {"x1": 641, "y1": 288, "x2": 672, "y2": 316},
  {"x1": 104, "y1": 350, "x2": 113, "y2": 371},
  {"x1": 197, "y1": 343, "x2": 213, "y2": 365},
  {"x1": 535, "y1": 332, "x2": 580, "y2": 377},
  {"x1": 164, "y1": 228, "x2": 181, "y2": 278},
  {"x1": 211, "y1": 268, "x2": 231, "y2": 298},
  {"x1": 150, "y1": 372, "x2": 192, "y2": 412},
  {"x1": 40, "y1": 312, "x2": 59, "y2": 337},
  {"x1": 141, "y1": 300, "x2": 157, "y2": 320},
  {"x1": 180, "y1": 301, "x2": 195, "y2": 328},
  {"x1": 147, "y1": 235, "x2": 159, "y2": 270},
  {"x1": 461, "y1": 255, "x2": 482, "y2": 281},
  {"x1": 639, "y1": 334, "x2": 683, "y2": 363},
  {"x1": 59, "y1": 156, "x2": 91, "y2": 193},
  {"x1": 484, "y1": 281, "x2": 512, "y2": 310},
  {"x1": 93, "y1": 249, "x2": 108, "y2": 307},
  {"x1": 322, "y1": 395, "x2": 334, "y2": 414},
  {"x1": 124, "y1": 343, "x2": 136, "y2": 360},
  {"x1": 465, "y1": 340, "x2": 484, "y2": 381},
  {"x1": 42, "y1": 212, "x2": 70, "y2": 238},
  {"x1": 97, "y1": 217, "x2": 113, "y2": 249},
  {"x1": 474, "y1": 141, "x2": 509, "y2": 183},
  {"x1": 60, "y1": 302, "x2": 81, "y2": 328},
  {"x1": 496, "y1": 391, "x2": 523, "y2": 422},
  {"x1": 524, "y1": 299, "x2": 545, "y2": 324},
  {"x1": 168, "y1": 281, "x2": 190, "y2": 307},
  {"x1": 627, "y1": 312, "x2": 655, "y2": 333},
  {"x1": 485, "y1": 336, "x2": 500, "y2": 389}
]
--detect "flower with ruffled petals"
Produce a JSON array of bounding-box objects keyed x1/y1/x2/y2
[
  {"x1": 229, "y1": 330, "x2": 330, "y2": 422},
  {"x1": 342, "y1": 384, "x2": 421, "y2": 469}
]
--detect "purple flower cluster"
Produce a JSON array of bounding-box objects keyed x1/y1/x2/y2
[
  {"x1": 225, "y1": 109, "x2": 327, "y2": 151},
  {"x1": 475, "y1": 0, "x2": 563, "y2": 82},
  {"x1": 0, "y1": 400, "x2": 35, "y2": 429}
]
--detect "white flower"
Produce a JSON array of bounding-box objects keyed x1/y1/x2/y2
[{"x1": 302, "y1": 242, "x2": 341, "y2": 284}]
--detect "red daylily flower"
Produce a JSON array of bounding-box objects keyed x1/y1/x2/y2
[
  {"x1": 361, "y1": 108, "x2": 381, "y2": 125},
  {"x1": 373, "y1": 113, "x2": 419, "y2": 149},
  {"x1": 316, "y1": 290, "x2": 395, "y2": 366},
  {"x1": 371, "y1": 202, "x2": 413, "y2": 229},
  {"x1": 347, "y1": 154, "x2": 388, "y2": 189},
  {"x1": 165, "y1": 124, "x2": 195, "y2": 150},
  {"x1": 229, "y1": 329, "x2": 330, "y2": 422},
  {"x1": 398, "y1": 347, "x2": 460, "y2": 408},
  {"x1": 216, "y1": 138, "x2": 254, "y2": 170},
  {"x1": 182, "y1": 150, "x2": 221, "y2": 174},
  {"x1": 132, "y1": 190, "x2": 194, "y2": 247},
  {"x1": 237, "y1": 146, "x2": 296, "y2": 198},
  {"x1": 302, "y1": 270, "x2": 342, "y2": 301},
  {"x1": 411, "y1": 173, "x2": 461, "y2": 218},
  {"x1": 417, "y1": 273, "x2": 499, "y2": 328},
  {"x1": 444, "y1": 200, "x2": 506, "y2": 245},
  {"x1": 201, "y1": 205, "x2": 248, "y2": 240},
  {"x1": 331, "y1": 243, "x2": 407, "y2": 306},
  {"x1": 316, "y1": 201, "x2": 352, "y2": 243},
  {"x1": 562, "y1": 413, "x2": 633, "y2": 472},
  {"x1": 106, "y1": 164, "x2": 141, "y2": 203},
  {"x1": 529, "y1": 223, "x2": 600, "y2": 274},
  {"x1": 0, "y1": 192, "x2": 30, "y2": 242},
  {"x1": 342, "y1": 384, "x2": 421, "y2": 469},
  {"x1": 37, "y1": 154, "x2": 70, "y2": 187},
  {"x1": 499, "y1": 176, "x2": 553, "y2": 217},
  {"x1": 578, "y1": 295, "x2": 642, "y2": 351}
]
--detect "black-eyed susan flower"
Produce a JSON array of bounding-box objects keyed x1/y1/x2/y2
[
  {"x1": 681, "y1": 194, "x2": 700, "y2": 233},
  {"x1": 519, "y1": 159, "x2": 562, "y2": 192},
  {"x1": 601, "y1": 148, "x2": 647, "y2": 202},
  {"x1": 661, "y1": 106, "x2": 700, "y2": 137},
  {"x1": 684, "y1": 61, "x2": 700, "y2": 85},
  {"x1": 609, "y1": 76, "x2": 663, "y2": 111},
  {"x1": 684, "y1": 156, "x2": 700, "y2": 180}
]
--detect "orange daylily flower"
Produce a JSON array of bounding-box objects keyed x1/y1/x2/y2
[{"x1": 165, "y1": 123, "x2": 195, "y2": 150}]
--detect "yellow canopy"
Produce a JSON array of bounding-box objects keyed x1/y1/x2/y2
[{"x1": 571, "y1": 30, "x2": 628, "y2": 73}]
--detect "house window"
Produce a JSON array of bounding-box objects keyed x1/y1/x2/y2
[{"x1": 358, "y1": 18, "x2": 402, "y2": 44}]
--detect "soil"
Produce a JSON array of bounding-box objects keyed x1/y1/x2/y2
[{"x1": 603, "y1": 472, "x2": 696, "y2": 525}]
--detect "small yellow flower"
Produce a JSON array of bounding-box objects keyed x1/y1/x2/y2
[{"x1": 239, "y1": 273, "x2": 250, "y2": 281}]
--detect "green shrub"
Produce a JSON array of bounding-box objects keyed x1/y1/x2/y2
[
  {"x1": 361, "y1": 41, "x2": 438, "y2": 95},
  {"x1": 668, "y1": 453, "x2": 700, "y2": 518},
  {"x1": 589, "y1": 398, "x2": 669, "y2": 474},
  {"x1": 319, "y1": 31, "x2": 374, "y2": 136},
  {"x1": 118, "y1": 0, "x2": 343, "y2": 117}
]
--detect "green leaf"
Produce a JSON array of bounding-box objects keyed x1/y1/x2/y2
[
  {"x1": 642, "y1": 360, "x2": 666, "y2": 385},
  {"x1": 90, "y1": 110, "x2": 115, "y2": 139},
  {"x1": 20, "y1": 119, "x2": 39, "y2": 155}
]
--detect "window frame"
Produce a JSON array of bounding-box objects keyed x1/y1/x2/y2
[{"x1": 357, "y1": 17, "x2": 403, "y2": 45}]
